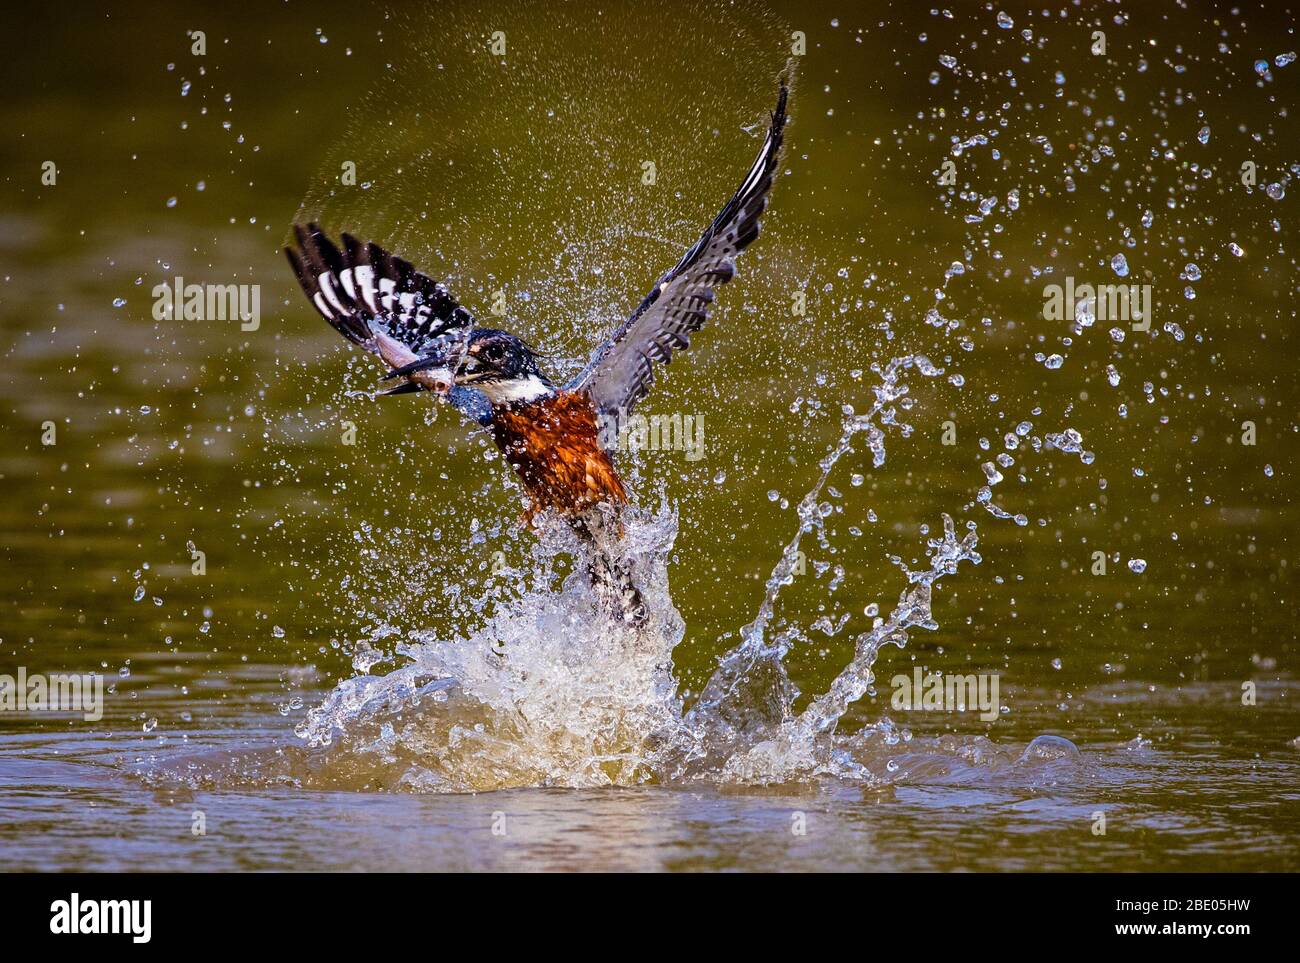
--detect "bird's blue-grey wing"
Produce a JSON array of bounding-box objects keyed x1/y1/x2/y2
[{"x1": 569, "y1": 81, "x2": 788, "y2": 418}]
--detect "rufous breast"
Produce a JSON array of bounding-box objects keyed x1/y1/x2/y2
[{"x1": 489, "y1": 390, "x2": 626, "y2": 520}]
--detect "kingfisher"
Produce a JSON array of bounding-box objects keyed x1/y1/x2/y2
[{"x1": 286, "y1": 81, "x2": 788, "y2": 627}]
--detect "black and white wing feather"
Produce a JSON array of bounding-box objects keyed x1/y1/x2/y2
[
  {"x1": 570, "y1": 81, "x2": 788, "y2": 418},
  {"x1": 285, "y1": 222, "x2": 476, "y2": 356}
]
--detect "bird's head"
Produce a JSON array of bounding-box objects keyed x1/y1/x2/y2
[
  {"x1": 385, "y1": 329, "x2": 553, "y2": 406},
  {"x1": 449, "y1": 329, "x2": 553, "y2": 405}
]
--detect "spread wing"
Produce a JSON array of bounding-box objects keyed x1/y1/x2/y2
[
  {"x1": 286, "y1": 223, "x2": 491, "y2": 423},
  {"x1": 285, "y1": 222, "x2": 476, "y2": 358},
  {"x1": 569, "y1": 81, "x2": 788, "y2": 418}
]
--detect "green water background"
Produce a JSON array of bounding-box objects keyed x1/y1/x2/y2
[{"x1": 2, "y1": 0, "x2": 1295, "y2": 741}]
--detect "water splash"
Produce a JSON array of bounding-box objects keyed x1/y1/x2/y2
[
  {"x1": 260, "y1": 355, "x2": 986, "y2": 792},
  {"x1": 291, "y1": 503, "x2": 684, "y2": 791}
]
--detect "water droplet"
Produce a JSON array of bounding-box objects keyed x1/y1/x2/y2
[
  {"x1": 1127, "y1": 558, "x2": 1147, "y2": 574},
  {"x1": 1021, "y1": 735, "x2": 1081, "y2": 761},
  {"x1": 1110, "y1": 253, "x2": 1129, "y2": 277}
]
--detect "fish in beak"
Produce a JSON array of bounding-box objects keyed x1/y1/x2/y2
[{"x1": 373, "y1": 332, "x2": 466, "y2": 397}]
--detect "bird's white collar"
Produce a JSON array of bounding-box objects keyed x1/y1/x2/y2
[{"x1": 476, "y1": 374, "x2": 554, "y2": 406}]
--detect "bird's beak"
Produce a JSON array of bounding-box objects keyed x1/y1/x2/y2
[{"x1": 375, "y1": 331, "x2": 467, "y2": 397}]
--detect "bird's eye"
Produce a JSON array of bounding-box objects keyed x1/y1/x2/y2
[{"x1": 481, "y1": 343, "x2": 505, "y2": 363}]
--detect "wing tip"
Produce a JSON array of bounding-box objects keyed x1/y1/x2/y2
[{"x1": 566, "y1": 77, "x2": 794, "y2": 415}]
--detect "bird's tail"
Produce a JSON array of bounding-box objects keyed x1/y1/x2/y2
[{"x1": 571, "y1": 512, "x2": 648, "y2": 629}]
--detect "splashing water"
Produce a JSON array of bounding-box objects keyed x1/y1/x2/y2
[
  {"x1": 268, "y1": 355, "x2": 983, "y2": 792},
  {"x1": 291, "y1": 503, "x2": 685, "y2": 791}
]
